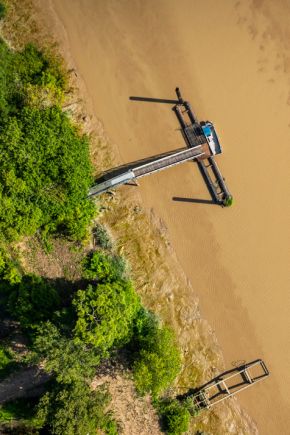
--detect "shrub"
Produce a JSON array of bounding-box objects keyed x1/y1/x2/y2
[
  {"x1": 0, "y1": 345, "x2": 15, "y2": 380},
  {"x1": 33, "y1": 322, "x2": 101, "y2": 384},
  {"x1": 0, "y1": 2, "x2": 6, "y2": 20},
  {"x1": 159, "y1": 399, "x2": 190, "y2": 435},
  {"x1": 93, "y1": 223, "x2": 113, "y2": 249},
  {"x1": 0, "y1": 397, "x2": 40, "y2": 426},
  {"x1": 223, "y1": 195, "x2": 233, "y2": 207},
  {"x1": 132, "y1": 309, "x2": 181, "y2": 397},
  {"x1": 36, "y1": 381, "x2": 114, "y2": 435},
  {"x1": 7, "y1": 275, "x2": 60, "y2": 328},
  {"x1": 73, "y1": 280, "x2": 140, "y2": 352},
  {"x1": 0, "y1": 247, "x2": 21, "y2": 284},
  {"x1": 82, "y1": 251, "x2": 127, "y2": 282}
]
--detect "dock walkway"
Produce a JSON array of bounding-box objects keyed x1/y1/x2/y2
[{"x1": 88, "y1": 144, "x2": 207, "y2": 197}]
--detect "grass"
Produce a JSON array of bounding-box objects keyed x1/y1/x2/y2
[
  {"x1": 0, "y1": 2, "x2": 6, "y2": 20},
  {"x1": 0, "y1": 398, "x2": 40, "y2": 426},
  {"x1": 0, "y1": 345, "x2": 19, "y2": 381}
]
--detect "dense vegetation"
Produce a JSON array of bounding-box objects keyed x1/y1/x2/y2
[
  {"x1": 0, "y1": 245, "x2": 183, "y2": 433},
  {"x1": 0, "y1": 2, "x2": 6, "y2": 20},
  {"x1": 0, "y1": 39, "x2": 95, "y2": 242},
  {"x1": 36, "y1": 381, "x2": 117, "y2": 435}
]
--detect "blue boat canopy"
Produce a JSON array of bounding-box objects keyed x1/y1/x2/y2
[{"x1": 202, "y1": 122, "x2": 222, "y2": 155}]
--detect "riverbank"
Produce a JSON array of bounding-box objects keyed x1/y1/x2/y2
[
  {"x1": 36, "y1": 1, "x2": 290, "y2": 433},
  {"x1": 0, "y1": 1, "x2": 254, "y2": 433},
  {"x1": 31, "y1": 0, "x2": 262, "y2": 433},
  {"x1": 5, "y1": 0, "x2": 290, "y2": 433}
]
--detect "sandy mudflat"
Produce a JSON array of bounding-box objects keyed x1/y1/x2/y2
[{"x1": 38, "y1": 0, "x2": 290, "y2": 433}]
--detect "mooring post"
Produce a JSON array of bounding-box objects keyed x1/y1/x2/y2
[{"x1": 175, "y1": 87, "x2": 184, "y2": 104}]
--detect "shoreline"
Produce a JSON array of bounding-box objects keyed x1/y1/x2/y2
[
  {"x1": 25, "y1": 0, "x2": 290, "y2": 433},
  {"x1": 32, "y1": 1, "x2": 260, "y2": 433}
]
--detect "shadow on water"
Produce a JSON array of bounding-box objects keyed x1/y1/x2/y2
[
  {"x1": 129, "y1": 95, "x2": 179, "y2": 105},
  {"x1": 172, "y1": 197, "x2": 217, "y2": 205},
  {"x1": 94, "y1": 147, "x2": 187, "y2": 184}
]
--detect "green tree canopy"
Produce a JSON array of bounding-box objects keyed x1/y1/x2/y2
[
  {"x1": 36, "y1": 381, "x2": 116, "y2": 435},
  {"x1": 7, "y1": 275, "x2": 60, "y2": 328},
  {"x1": 73, "y1": 280, "x2": 140, "y2": 352},
  {"x1": 0, "y1": 106, "x2": 95, "y2": 240},
  {"x1": 0, "y1": 39, "x2": 95, "y2": 241},
  {"x1": 33, "y1": 322, "x2": 101, "y2": 384},
  {"x1": 132, "y1": 309, "x2": 181, "y2": 397}
]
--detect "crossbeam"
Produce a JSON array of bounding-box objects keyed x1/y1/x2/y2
[{"x1": 187, "y1": 359, "x2": 269, "y2": 410}]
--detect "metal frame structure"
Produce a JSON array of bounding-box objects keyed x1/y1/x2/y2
[
  {"x1": 184, "y1": 359, "x2": 269, "y2": 411},
  {"x1": 89, "y1": 88, "x2": 232, "y2": 206}
]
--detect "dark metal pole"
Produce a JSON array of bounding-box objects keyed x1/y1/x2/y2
[
  {"x1": 172, "y1": 105, "x2": 187, "y2": 129},
  {"x1": 184, "y1": 101, "x2": 198, "y2": 124},
  {"x1": 175, "y1": 87, "x2": 184, "y2": 104}
]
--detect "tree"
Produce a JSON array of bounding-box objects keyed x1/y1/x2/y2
[
  {"x1": 8, "y1": 275, "x2": 60, "y2": 328},
  {"x1": 0, "y1": 106, "x2": 95, "y2": 241},
  {"x1": 158, "y1": 399, "x2": 190, "y2": 435},
  {"x1": 132, "y1": 309, "x2": 181, "y2": 397},
  {"x1": 33, "y1": 322, "x2": 100, "y2": 384},
  {"x1": 36, "y1": 381, "x2": 116, "y2": 435},
  {"x1": 73, "y1": 280, "x2": 140, "y2": 352},
  {"x1": 0, "y1": 39, "x2": 95, "y2": 242}
]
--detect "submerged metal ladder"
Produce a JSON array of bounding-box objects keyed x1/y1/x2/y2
[{"x1": 184, "y1": 359, "x2": 269, "y2": 411}]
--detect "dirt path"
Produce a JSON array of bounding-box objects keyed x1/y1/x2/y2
[
  {"x1": 36, "y1": 1, "x2": 290, "y2": 433},
  {"x1": 92, "y1": 370, "x2": 162, "y2": 435}
]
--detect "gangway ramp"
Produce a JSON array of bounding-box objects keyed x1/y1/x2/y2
[{"x1": 88, "y1": 144, "x2": 208, "y2": 197}]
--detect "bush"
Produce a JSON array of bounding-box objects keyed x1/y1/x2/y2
[
  {"x1": 159, "y1": 400, "x2": 190, "y2": 435},
  {"x1": 223, "y1": 195, "x2": 233, "y2": 207},
  {"x1": 132, "y1": 309, "x2": 181, "y2": 397},
  {"x1": 0, "y1": 345, "x2": 15, "y2": 380},
  {"x1": 0, "y1": 247, "x2": 21, "y2": 284},
  {"x1": 73, "y1": 280, "x2": 140, "y2": 352},
  {"x1": 7, "y1": 275, "x2": 60, "y2": 328},
  {"x1": 0, "y1": 397, "x2": 39, "y2": 425},
  {"x1": 93, "y1": 223, "x2": 113, "y2": 249},
  {"x1": 33, "y1": 322, "x2": 101, "y2": 384},
  {"x1": 36, "y1": 381, "x2": 114, "y2": 435},
  {"x1": 0, "y1": 3, "x2": 6, "y2": 20},
  {"x1": 82, "y1": 251, "x2": 127, "y2": 282}
]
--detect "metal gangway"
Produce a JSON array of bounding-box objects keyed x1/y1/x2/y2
[
  {"x1": 88, "y1": 145, "x2": 207, "y2": 197},
  {"x1": 89, "y1": 88, "x2": 232, "y2": 206},
  {"x1": 182, "y1": 359, "x2": 269, "y2": 411}
]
